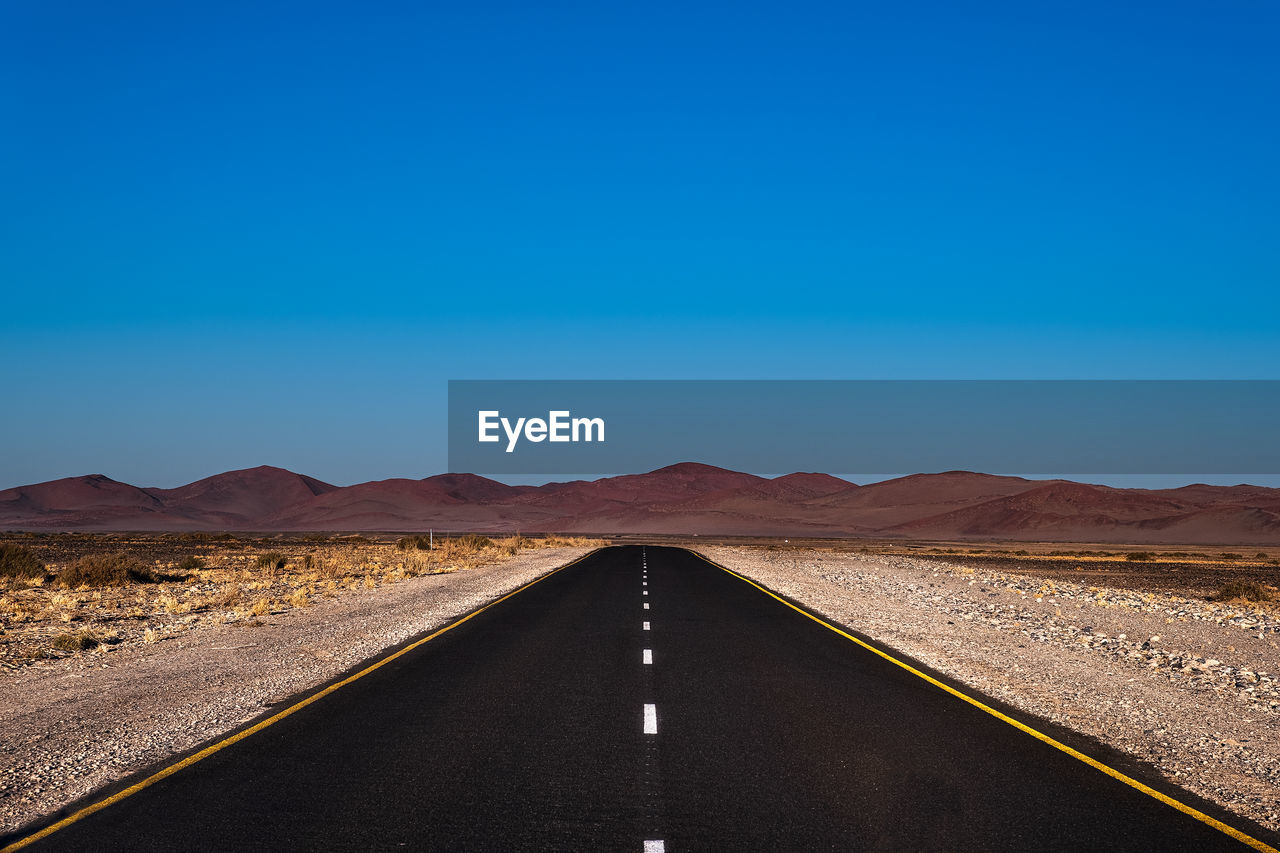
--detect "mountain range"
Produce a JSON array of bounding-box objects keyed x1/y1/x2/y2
[{"x1": 2, "y1": 463, "x2": 1279, "y2": 544}]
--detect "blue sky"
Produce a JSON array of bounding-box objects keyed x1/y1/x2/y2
[{"x1": 2, "y1": 1, "x2": 1277, "y2": 487}]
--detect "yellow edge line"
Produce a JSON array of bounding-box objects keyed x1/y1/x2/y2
[
  {"x1": 1, "y1": 549, "x2": 600, "y2": 853},
  {"x1": 689, "y1": 549, "x2": 1278, "y2": 853}
]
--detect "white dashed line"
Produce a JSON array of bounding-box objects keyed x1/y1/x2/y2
[
  {"x1": 644, "y1": 603, "x2": 649, "y2": 609},
  {"x1": 643, "y1": 590, "x2": 648, "y2": 596},
  {"x1": 643, "y1": 621, "x2": 650, "y2": 630},
  {"x1": 644, "y1": 842, "x2": 665, "y2": 853},
  {"x1": 643, "y1": 649, "x2": 653, "y2": 665},
  {"x1": 643, "y1": 704, "x2": 658, "y2": 734}
]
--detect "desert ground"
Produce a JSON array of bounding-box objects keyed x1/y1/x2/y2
[
  {"x1": 0, "y1": 532, "x2": 604, "y2": 670},
  {"x1": 2, "y1": 533, "x2": 1278, "y2": 838}
]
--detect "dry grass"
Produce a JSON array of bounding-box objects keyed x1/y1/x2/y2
[
  {"x1": 254, "y1": 552, "x2": 288, "y2": 573},
  {"x1": 50, "y1": 630, "x2": 99, "y2": 652},
  {"x1": 542, "y1": 535, "x2": 602, "y2": 548},
  {"x1": 59, "y1": 553, "x2": 158, "y2": 587},
  {"x1": 0, "y1": 543, "x2": 47, "y2": 580},
  {"x1": 0, "y1": 532, "x2": 604, "y2": 669},
  {"x1": 1212, "y1": 580, "x2": 1277, "y2": 603}
]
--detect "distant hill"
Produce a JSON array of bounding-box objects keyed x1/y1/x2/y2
[{"x1": 2, "y1": 464, "x2": 1279, "y2": 544}]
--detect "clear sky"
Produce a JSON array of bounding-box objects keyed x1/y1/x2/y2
[{"x1": 3, "y1": 1, "x2": 1277, "y2": 488}]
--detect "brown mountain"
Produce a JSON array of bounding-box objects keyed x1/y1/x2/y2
[
  {"x1": 754, "y1": 472, "x2": 854, "y2": 499},
  {"x1": 532, "y1": 462, "x2": 767, "y2": 508},
  {"x1": 885, "y1": 482, "x2": 1193, "y2": 539},
  {"x1": 0, "y1": 474, "x2": 169, "y2": 528},
  {"x1": 263, "y1": 475, "x2": 550, "y2": 531},
  {"x1": 145, "y1": 466, "x2": 336, "y2": 522},
  {"x1": 783, "y1": 471, "x2": 1053, "y2": 532},
  {"x1": 2, "y1": 465, "x2": 1278, "y2": 544},
  {"x1": 881, "y1": 481, "x2": 1280, "y2": 544}
]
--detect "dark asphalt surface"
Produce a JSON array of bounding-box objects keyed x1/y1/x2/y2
[{"x1": 10, "y1": 545, "x2": 1274, "y2": 852}]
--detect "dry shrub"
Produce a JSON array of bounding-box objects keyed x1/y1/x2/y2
[
  {"x1": 495, "y1": 535, "x2": 532, "y2": 556},
  {"x1": 543, "y1": 536, "x2": 606, "y2": 548},
  {"x1": 288, "y1": 588, "x2": 310, "y2": 608},
  {"x1": 315, "y1": 555, "x2": 346, "y2": 579},
  {"x1": 1212, "y1": 581, "x2": 1275, "y2": 603},
  {"x1": 255, "y1": 552, "x2": 287, "y2": 573},
  {"x1": 398, "y1": 533, "x2": 490, "y2": 555},
  {"x1": 189, "y1": 584, "x2": 241, "y2": 612},
  {"x1": 0, "y1": 543, "x2": 47, "y2": 580},
  {"x1": 177, "y1": 555, "x2": 206, "y2": 572},
  {"x1": 60, "y1": 553, "x2": 157, "y2": 587},
  {"x1": 404, "y1": 551, "x2": 435, "y2": 576},
  {"x1": 51, "y1": 630, "x2": 99, "y2": 652},
  {"x1": 448, "y1": 534, "x2": 492, "y2": 553},
  {"x1": 210, "y1": 584, "x2": 242, "y2": 608}
]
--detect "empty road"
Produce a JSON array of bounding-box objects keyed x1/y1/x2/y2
[{"x1": 6, "y1": 546, "x2": 1276, "y2": 852}]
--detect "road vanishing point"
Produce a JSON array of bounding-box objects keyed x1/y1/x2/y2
[{"x1": 5, "y1": 546, "x2": 1278, "y2": 852}]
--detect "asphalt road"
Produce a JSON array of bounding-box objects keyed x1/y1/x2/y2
[{"x1": 9, "y1": 546, "x2": 1275, "y2": 852}]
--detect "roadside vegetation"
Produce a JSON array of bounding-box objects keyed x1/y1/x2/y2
[
  {"x1": 1212, "y1": 580, "x2": 1277, "y2": 604},
  {"x1": 50, "y1": 629, "x2": 104, "y2": 651},
  {"x1": 0, "y1": 533, "x2": 604, "y2": 668},
  {"x1": 0, "y1": 543, "x2": 47, "y2": 581},
  {"x1": 59, "y1": 552, "x2": 160, "y2": 587}
]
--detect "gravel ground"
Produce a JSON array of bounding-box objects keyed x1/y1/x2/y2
[
  {"x1": 0, "y1": 546, "x2": 593, "y2": 836},
  {"x1": 699, "y1": 545, "x2": 1280, "y2": 835}
]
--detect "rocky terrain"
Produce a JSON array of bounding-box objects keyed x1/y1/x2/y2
[{"x1": 700, "y1": 545, "x2": 1280, "y2": 834}]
